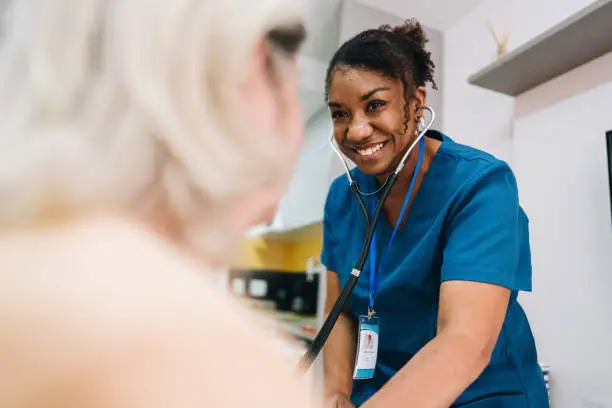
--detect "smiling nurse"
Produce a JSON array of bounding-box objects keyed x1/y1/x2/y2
[{"x1": 320, "y1": 19, "x2": 549, "y2": 408}]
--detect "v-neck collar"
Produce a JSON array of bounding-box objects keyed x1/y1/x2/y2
[{"x1": 358, "y1": 130, "x2": 448, "y2": 232}]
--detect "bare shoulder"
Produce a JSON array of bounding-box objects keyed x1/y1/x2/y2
[
  {"x1": 0, "y1": 218, "x2": 313, "y2": 408},
  {"x1": 0, "y1": 217, "x2": 230, "y2": 329}
]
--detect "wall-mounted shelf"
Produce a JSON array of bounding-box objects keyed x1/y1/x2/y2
[{"x1": 468, "y1": 0, "x2": 612, "y2": 96}]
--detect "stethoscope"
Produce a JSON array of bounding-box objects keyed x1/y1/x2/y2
[{"x1": 298, "y1": 105, "x2": 436, "y2": 373}]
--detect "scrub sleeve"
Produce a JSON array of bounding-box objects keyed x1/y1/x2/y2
[{"x1": 441, "y1": 163, "x2": 531, "y2": 291}]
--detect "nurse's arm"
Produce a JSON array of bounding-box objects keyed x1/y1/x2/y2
[
  {"x1": 362, "y1": 280, "x2": 510, "y2": 408},
  {"x1": 322, "y1": 270, "x2": 357, "y2": 404}
]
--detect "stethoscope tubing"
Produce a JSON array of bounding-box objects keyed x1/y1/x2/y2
[{"x1": 298, "y1": 107, "x2": 435, "y2": 374}]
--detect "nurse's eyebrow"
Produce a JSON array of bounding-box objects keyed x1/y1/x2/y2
[
  {"x1": 327, "y1": 87, "x2": 391, "y2": 108},
  {"x1": 361, "y1": 87, "x2": 390, "y2": 100}
]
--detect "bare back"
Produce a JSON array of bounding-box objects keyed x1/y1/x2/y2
[{"x1": 0, "y1": 218, "x2": 313, "y2": 408}]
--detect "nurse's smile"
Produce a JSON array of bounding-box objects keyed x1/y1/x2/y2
[
  {"x1": 351, "y1": 141, "x2": 387, "y2": 161},
  {"x1": 327, "y1": 69, "x2": 422, "y2": 178}
]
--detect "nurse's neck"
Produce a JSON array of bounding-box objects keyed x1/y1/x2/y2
[{"x1": 376, "y1": 137, "x2": 440, "y2": 200}]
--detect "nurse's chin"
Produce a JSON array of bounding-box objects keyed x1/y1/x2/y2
[
  {"x1": 348, "y1": 152, "x2": 395, "y2": 177},
  {"x1": 353, "y1": 160, "x2": 394, "y2": 178}
]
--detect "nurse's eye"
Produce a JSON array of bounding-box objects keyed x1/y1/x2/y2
[
  {"x1": 366, "y1": 100, "x2": 387, "y2": 112},
  {"x1": 331, "y1": 110, "x2": 348, "y2": 121}
]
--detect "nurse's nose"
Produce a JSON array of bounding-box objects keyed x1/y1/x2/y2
[{"x1": 346, "y1": 117, "x2": 374, "y2": 142}]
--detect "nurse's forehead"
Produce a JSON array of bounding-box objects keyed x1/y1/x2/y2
[{"x1": 328, "y1": 67, "x2": 398, "y2": 102}]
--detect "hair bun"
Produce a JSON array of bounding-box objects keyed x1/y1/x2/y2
[{"x1": 379, "y1": 18, "x2": 428, "y2": 48}]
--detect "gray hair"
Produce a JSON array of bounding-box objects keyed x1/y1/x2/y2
[{"x1": 0, "y1": 0, "x2": 304, "y2": 263}]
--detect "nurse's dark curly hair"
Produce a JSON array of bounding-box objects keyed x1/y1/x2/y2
[{"x1": 325, "y1": 18, "x2": 437, "y2": 133}]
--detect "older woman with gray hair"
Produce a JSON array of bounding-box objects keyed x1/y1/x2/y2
[{"x1": 0, "y1": 0, "x2": 312, "y2": 407}]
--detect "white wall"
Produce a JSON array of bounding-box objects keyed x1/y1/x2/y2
[
  {"x1": 443, "y1": 1, "x2": 612, "y2": 407},
  {"x1": 443, "y1": 0, "x2": 599, "y2": 159},
  {"x1": 357, "y1": 0, "x2": 485, "y2": 32},
  {"x1": 301, "y1": 0, "x2": 343, "y2": 63}
]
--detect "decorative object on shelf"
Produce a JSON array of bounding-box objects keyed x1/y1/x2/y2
[
  {"x1": 488, "y1": 20, "x2": 510, "y2": 59},
  {"x1": 469, "y1": 1, "x2": 612, "y2": 96}
]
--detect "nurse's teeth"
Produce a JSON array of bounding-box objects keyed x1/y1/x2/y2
[{"x1": 357, "y1": 143, "x2": 384, "y2": 156}]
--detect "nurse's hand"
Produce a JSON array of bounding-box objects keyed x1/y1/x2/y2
[{"x1": 325, "y1": 393, "x2": 355, "y2": 408}]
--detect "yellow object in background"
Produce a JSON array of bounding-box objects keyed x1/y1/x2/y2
[{"x1": 233, "y1": 222, "x2": 323, "y2": 272}]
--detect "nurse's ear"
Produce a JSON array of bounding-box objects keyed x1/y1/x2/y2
[
  {"x1": 233, "y1": 25, "x2": 306, "y2": 228},
  {"x1": 412, "y1": 86, "x2": 427, "y2": 119},
  {"x1": 237, "y1": 25, "x2": 305, "y2": 148}
]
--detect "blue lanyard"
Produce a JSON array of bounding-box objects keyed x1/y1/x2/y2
[{"x1": 369, "y1": 137, "x2": 425, "y2": 310}]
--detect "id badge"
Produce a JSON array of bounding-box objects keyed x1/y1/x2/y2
[{"x1": 353, "y1": 315, "x2": 380, "y2": 380}]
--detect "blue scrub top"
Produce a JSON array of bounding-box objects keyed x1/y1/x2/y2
[{"x1": 321, "y1": 131, "x2": 549, "y2": 407}]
